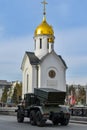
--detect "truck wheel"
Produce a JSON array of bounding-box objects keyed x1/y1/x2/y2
[
  {"x1": 36, "y1": 111, "x2": 45, "y2": 127},
  {"x1": 30, "y1": 111, "x2": 36, "y2": 125},
  {"x1": 52, "y1": 120, "x2": 58, "y2": 125},
  {"x1": 61, "y1": 118, "x2": 69, "y2": 126},
  {"x1": 17, "y1": 110, "x2": 24, "y2": 123}
]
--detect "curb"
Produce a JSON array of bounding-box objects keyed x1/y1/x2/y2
[{"x1": 70, "y1": 120, "x2": 87, "y2": 124}]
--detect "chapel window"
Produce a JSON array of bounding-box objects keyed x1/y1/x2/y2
[
  {"x1": 27, "y1": 74, "x2": 29, "y2": 92},
  {"x1": 34, "y1": 40, "x2": 36, "y2": 49},
  {"x1": 40, "y1": 38, "x2": 42, "y2": 49},
  {"x1": 47, "y1": 39, "x2": 49, "y2": 49}
]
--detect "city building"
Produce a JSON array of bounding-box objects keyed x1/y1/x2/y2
[{"x1": 0, "y1": 80, "x2": 12, "y2": 101}]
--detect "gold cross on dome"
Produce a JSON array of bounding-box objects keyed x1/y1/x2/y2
[{"x1": 41, "y1": 0, "x2": 48, "y2": 15}]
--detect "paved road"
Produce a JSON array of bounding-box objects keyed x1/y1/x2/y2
[{"x1": 0, "y1": 115, "x2": 87, "y2": 130}]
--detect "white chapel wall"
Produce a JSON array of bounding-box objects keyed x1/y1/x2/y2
[
  {"x1": 39, "y1": 54, "x2": 66, "y2": 92},
  {"x1": 22, "y1": 56, "x2": 33, "y2": 98}
]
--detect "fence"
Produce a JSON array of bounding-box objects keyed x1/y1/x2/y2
[
  {"x1": 0, "y1": 107, "x2": 17, "y2": 115},
  {"x1": 0, "y1": 106, "x2": 87, "y2": 117},
  {"x1": 70, "y1": 107, "x2": 87, "y2": 117}
]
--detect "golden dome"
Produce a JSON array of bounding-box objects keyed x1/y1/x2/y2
[{"x1": 34, "y1": 18, "x2": 54, "y2": 43}]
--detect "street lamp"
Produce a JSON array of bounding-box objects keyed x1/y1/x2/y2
[{"x1": 85, "y1": 85, "x2": 87, "y2": 105}]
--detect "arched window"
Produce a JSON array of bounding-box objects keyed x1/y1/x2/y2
[{"x1": 27, "y1": 74, "x2": 29, "y2": 92}]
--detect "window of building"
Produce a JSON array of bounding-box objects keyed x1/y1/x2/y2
[
  {"x1": 47, "y1": 43, "x2": 49, "y2": 49},
  {"x1": 51, "y1": 44, "x2": 54, "y2": 50},
  {"x1": 34, "y1": 41, "x2": 36, "y2": 50},
  {"x1": 27, "y1": 74, "x2": 29, "y2": 92},
  {"x1": 47, "y1": 39, "x2": 49, "y2": 49},
  {"x1": 40, "y1": 38, "x2": 42, "y2": 49}
]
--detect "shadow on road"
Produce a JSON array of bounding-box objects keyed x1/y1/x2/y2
[{"x1": 23, "y1": 120, "x2": 70, "y2": 128}]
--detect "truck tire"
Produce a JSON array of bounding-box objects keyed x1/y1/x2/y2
[
  {"x1": 52, "y1": 120, "x2": 58, "y2": 125},
  {"x1": 17, "y1": 110, "x2": 24, "y2": 123},
  {"x1": 61, "y1": 118, "x2": 69, "y2": 126},
  {"x1": 30, "y1": 110, "x2": 36, "y2": 125},
  {"x1": 36, "y1": 111, "x2": 45, "y2": 127}
]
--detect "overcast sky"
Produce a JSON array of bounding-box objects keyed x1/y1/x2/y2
[{"x1": 0, "y1": 0, "x2": 87, "y2": 85}]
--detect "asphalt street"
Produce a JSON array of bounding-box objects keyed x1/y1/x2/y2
[{"x1": 0, "y1": 115, "x2": 87, "y2": 130}]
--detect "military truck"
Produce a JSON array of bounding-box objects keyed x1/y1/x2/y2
[{"x1": 16, "y1": 88, "x2": 70, "y2": 126}]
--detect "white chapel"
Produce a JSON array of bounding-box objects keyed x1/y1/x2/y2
[{"x1": 21, "y1": 0, "x2": 67, "y2": 98}]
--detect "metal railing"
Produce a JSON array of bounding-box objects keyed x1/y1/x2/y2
[
  {"x1": 0, "y1": 107, "x2": 17, "y2": 115},
  {"x1": 70, "y1": 107, "x2": 87, "y2": 117}
]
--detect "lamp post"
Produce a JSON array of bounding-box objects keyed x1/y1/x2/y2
[
  {"x1": 75, "y1": 87, "x2": 79, "y2": 105},
  {"x1": 85, "y1": 85, "x2": 87, "y2": 105}
]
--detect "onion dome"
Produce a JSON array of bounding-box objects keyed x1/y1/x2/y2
[{"x1": 34, "y1": 17, "x2": 54, "y2": 43}]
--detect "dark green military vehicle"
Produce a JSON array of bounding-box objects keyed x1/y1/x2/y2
[{"x1": 16, "y1": 88, "x2": 70, "y2": 126}]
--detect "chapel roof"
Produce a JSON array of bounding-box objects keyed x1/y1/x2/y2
[
  {"x1": 26, "y1": 52, "x2": 40, "y2": 65},
  {"x1": 25, "y1": 51, "x2": 67, "y2": 68}
]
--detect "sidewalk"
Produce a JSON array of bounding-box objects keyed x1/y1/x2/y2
[{"x1": 70, "y1": 116, "x2": 87, "y2": 124}]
